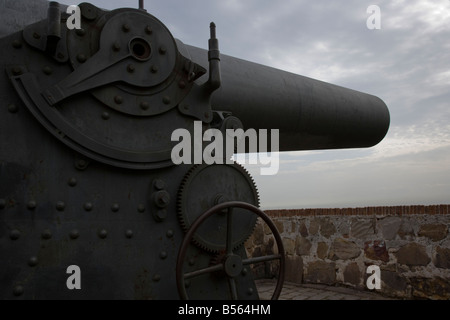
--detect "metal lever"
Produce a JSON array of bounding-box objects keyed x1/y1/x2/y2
[{"x1": 206, "y1": 22, "x2": 221, "y2": 92}]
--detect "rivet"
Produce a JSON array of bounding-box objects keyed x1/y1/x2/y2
[
  {"x1": 162, "y1": 96, "x2": 170, "y2": 105},
  {"x1": 43, "y1": 66, "x2": 53, "y2": 75},
  {"x1": 241, "y1": 268, "x2": 248, "y2": 276},
  {"x1": 68, "y1": 177, "x2": 77, "y2": 187},
  {"x1": 137, "y1": 204, "x2": 145, "y2": 213},
  {"x1": 125, "y1": 230, "x2": 133, "y2": 239},
  {"x1": 101, "y1": 111, "x2": 110, "y2": 120},
  {"x1": 178, "y1": 81, "x2": 186, "y2": 89},
  {"x1": 111, "y1": 203, "x2": 120, "y2": 212},
  {"x1": 33, "y1": 32, "x2": 41, "y2": 39},
  {"x1": 13, "y1": 286, "x2": 24, "y2": 296},
  {"x1": 166, "y1": 230, "x2": 174, "y2": 238},
  {"x1": 55, "y1": 201, "x2": 65, "y2": 211},
  {"x1": 12, "y1": 67, "x2": 23, "y2": 76},
  {"x1": 188, "y1": 258, "x2": 195, "y2": 266},
  {"x1": 98, "y1": 229, "x2": 107, "y2": 239},
  {"x1": 84, "y1": 202, "x2": 93, "y2": 211},
  {"x1": 127, "y1": 64, "x2": 135, "y2": 73},
  {"x1": 41, "y1": 229, "x2": 52, "y2": 240},
  {"x1": 27, "y1": 201, "x2": 36, "y2": 210},
  {"x1": 10, "y1": 229, "x2": 21, "y2": 240},
  {"x1": 77, "y1": 54, "x2": 87, "y2": 63},
  {"x1": 140, "y1": 102, "x2": 149, "y2": 110},
  {"x1": 153, "y1": 179, "x2": 165, "y2": 190},
  {"x1": 150, "y1": 65, "x2": 158, "y2": 73},
  {"x1": 114, "y1": 95, "x2": 123, "y2": 104},
  {"x1": 159, "y1": 46, "x2": 167, "y2": 55},
  {"x1": 8, "y1": 104, "x2": 18, "y2": 114},
  {"x1": 0, "y1": 199, "x2": 6, "y2": 209},
  {"x1": 159, "y1": 251, "x2": 167, "y2": 259},
  {"x1": 155, "y1": 209, "x2": 167, "y2": 221},
  {"x1": 145, "y1": 26, "x2": 153, "y2": 35},
  {"x1": 28, "y1": 256, "x2": 38, "y2": 267},
  {"x1": 112, "y1": 42, "x2": 121, "y2": 51},
  {"x1": 122, "y1": 24, "x2": 130, "y2": 32},
  {"x1": 247, "y1": 288, "x2": 254, "y2": 295},
  {"x1": 155, "y1": 191, "x2": 170, "y2": 208},
  {"x1": 69, "y1": 229, "x2": 79, "y2": 239},
  {"x1": 153, "y1": 274, "x2": 161, "y2": 282},
  {"x1": 76, "y1": 28, "x2": 86, "y2": 36},
  {"x1": 12, "y1": 40, "x2": 22, "y2": 49},
  {"x1": 76, "y1": 159, "x2": 88, "y2": 170}
]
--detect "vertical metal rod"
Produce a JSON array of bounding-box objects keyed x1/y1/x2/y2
[{"x1": 139, "y1": 0, "x2": 144, "y2": 10}]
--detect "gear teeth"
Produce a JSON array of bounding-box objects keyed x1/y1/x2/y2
[{"x1": 176, "y1": 162, "x2": 259, "y2": 253}]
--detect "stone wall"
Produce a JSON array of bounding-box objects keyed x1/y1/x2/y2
[{"x1": 245, "y1": 205, "x2": 450, "y2": 300}]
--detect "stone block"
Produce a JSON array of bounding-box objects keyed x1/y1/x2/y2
[
  {"x1": 381, "y1": 270, "x2": 408, "y2": 293},
  {"x1": 299, "y1": 221, "x2": 308, "y2": 237},
  {"x1": 418, "y1": 224, "x2": 448, "y2": 241},
  {"x1": 320, "y1": 218, "x2": 336, "y2": 238},
  {"x1": 434, "y1": 246, "x2": 450, "y2": 269},
  {"x1": 395, "y1": 243, "x2": 431, "y2": 266},
  {"x1": 398, "y1": 219, "x2": 415, "y2": 239},
  {"x1": 351, "y1": 219, "x2": 375, "y2": 239},
  {"x1": 309, "y1": 219, "x2": 320, "y2": 235},
  {"x1": 285, "y1": 255, "x2": 303, "y2": 284},
  {"x1": 283, "y1": 237, "x2": 295, "y2": 255},
  {"x1": 317, "y1": 242, "x2": 328, "y2": 260},
  {"x1": 378, "y1": 216, "x2": 402, "y2": 240},
  {"x1": 364, "y1": 240, "x2": 389, "y2": 262},
  {"x1": 295, "y1": 236, "x2": 312, "y2": 256},
  {"x1": 410, "y1": 277, "x2": 450, "y2": 300},
  {"x1": 304, "y1": 261, "x2": 336, "y2": 285},
  {"x1": 328, "y1": 238, "x2": 361, "y2": 260},
  {"x1": 343, "y1": 262, "x2": 361, "y2": 286}
]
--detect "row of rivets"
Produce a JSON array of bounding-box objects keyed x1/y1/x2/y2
[
  {"x1": 121, "y1": 25, "x2": 153, "y2": 35},
  {"x1": 10, "y1": 229, "x2": 135, "y2": 240}
]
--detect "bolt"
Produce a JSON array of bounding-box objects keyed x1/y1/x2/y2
[
  {"x1": 159, "y1": 46, "x2": 167, "y2": 55},
  {"x1": 145, "y1": 26, "x2": 153, "y2": 35},
  {"x1": 98, "y1": 229, "x2": 107, "y2": 239},
  {"x1": 155, "y1": 209, "x2": 167, "y2": 222},
  {"x1": 125, "y1": 230, "x2": 133, "y2": 239},
  {"x1": 42, "y1": 229, "x2": 52, "y2": 240},
  {"x1": 122, "y1": 24, "x2": 130, "y2": 32},
  {"x1": 101, "y1": 111, "x2": 110, "y2": 120},
  {"x1": 68, "y1": 177, "x2": 77, "y2": 187},
  {"x1": 114, "y1": 95, "x2": 123, "y2": 104},
  {"x1": 153, "y1": 179, "x2": 165, "y2": 190},
  {"x1": 43, "y1": 66, "x2": 53, "y2": 75},
  {"x1": 83, "y1": 202, "x2": 93, "y2": 211},
  {"x1": 27, "y1": 201, "x2": 36, "y2": 210},
  {"x1": 127, "y1": 64, "x2": 135, "y2": 73},
  {"x1": 112, "y1": 42, "x2": 121, "y2": 51},
  {"x1": 8, "y1": 104, "x2": 18, "y2": 113},
  {"x1": 28, "y1": 257, "x2": 38, "y2": 267},
  {"x1": 10, "y1": 229, "x2": 21, "y2": 240},
  {"x1": 69, "y1": 229, "x2": 79, "y2": 239},
  {"x1": 155, "y1": 191, "x2": 170, "y2": 208},
  {"x1": 162, "y1": 96, "x2": 170, "y2": 105},
  {"x1": 77, "y1": 54, "x2": 87, "y2": 63},
  {"x1": 55, "y1": 201, "x2": 65, "y2": 211},
  {"x1": 150, "y1": 65, "x2": 158, "y2": 73},
  {"x1": 140, "y1": 101, "x2": 149, "y2": 110},
  {"x1": 13, "y1": 286, "x2": 24, "y2": 296}
]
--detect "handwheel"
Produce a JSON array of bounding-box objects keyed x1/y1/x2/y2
[{"x1": 176, "y1": 201, "x2": 285, "y2": 300}]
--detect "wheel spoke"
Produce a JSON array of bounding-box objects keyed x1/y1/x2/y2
[
  {"x1": 242, "y1": 254, "x2": 281, "y2": 265},
  {"x1": 228, "y1": 277, "x2": 238, "y2": 300},
  {"x1": 184, "y1": 264, "x2": 224, "y2": 280},
  {"x1": 226, "y1": 207, "x2": 234, "y2": 255}
]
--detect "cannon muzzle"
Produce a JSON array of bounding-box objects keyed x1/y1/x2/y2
[{"x1": 182, "y1": 44, "x2": 390, "y2": 152}]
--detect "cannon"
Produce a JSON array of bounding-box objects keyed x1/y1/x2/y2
[{"x1": 0, "y1": 2, "x2": 389, "y2": 299}]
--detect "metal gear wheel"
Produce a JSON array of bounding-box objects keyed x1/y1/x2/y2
[{"x1": 177, "y1": 163, "x2": 259, "y2": 253}]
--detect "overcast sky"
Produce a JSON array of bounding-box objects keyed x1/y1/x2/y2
[{"x1": 50, "y1": 0, "x2": 450, "y2": 209}]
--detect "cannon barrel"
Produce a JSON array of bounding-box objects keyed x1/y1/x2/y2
[{"x1": 183, "y1": 44, "x2": 390, "y2": 151}]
